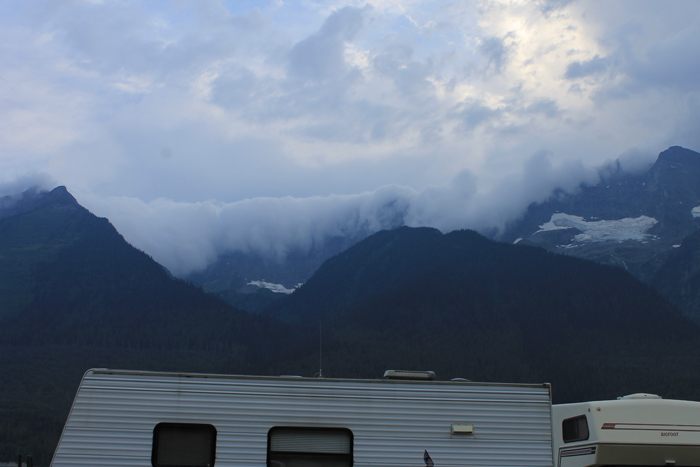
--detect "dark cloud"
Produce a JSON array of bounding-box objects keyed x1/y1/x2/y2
[
  {"x1": 538, "y1": 0, "x2": 576, "y2": 17},
  {"x1": 452, "y1": 100, "x2": 501, "y2": 132},
  {"x1": 372, "y1": 45, "x2": 435, "y2": 99},
  {"x1": 525, "y1": 99, "x2": 561, "y2": 118},
  {"x1": 479, "y1": 36, "x2": 508, "y2": 74},
  {"x1": 626, "y1": 27, "x2": 700, "y2": 92},
  {"x1": 211, "y1": 66, "x2": 262, "y2": 109},
  {"x1": 287, "y1": 6, "x2": 365, "y2": 82},
  {"x1": 565, "y1": 54, "x2": 612, "y2": 79}
]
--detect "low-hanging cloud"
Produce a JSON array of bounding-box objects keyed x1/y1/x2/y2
[
  {"x1": 0, "y1": 172, "x2": 56, "y2": 198},
  {"x1": 78, "y1": 151, "x2": 599, "y2": 278}
]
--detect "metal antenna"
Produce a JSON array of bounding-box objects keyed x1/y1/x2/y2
[{"x1": 315, "y1": 321, "x2": 323, "y2": 378}]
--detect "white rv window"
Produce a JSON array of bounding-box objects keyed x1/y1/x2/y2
[
  {"x1": 152, "y1": 423, "x2": 217, "y2": 467},
  {"x1": 562, "y1": 415, "x2": 589, "y2": 443},
  {"x1": 268, "y1": 427, "x2": 353, "y2": 467}
]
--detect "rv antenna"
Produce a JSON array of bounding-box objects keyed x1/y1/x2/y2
[{"x1": 314, "y1": 321, "x2": 323, "y2": 378}]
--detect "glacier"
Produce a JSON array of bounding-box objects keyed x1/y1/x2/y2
[
  {"x1": 536, "y1": 213, "x2": 658, "y2": 243},
  {"x1": 247, "y1": 280, "x2": 298, "y2": 294}
]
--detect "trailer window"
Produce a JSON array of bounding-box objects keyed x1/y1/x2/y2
[
  {"x1": 268, "y1": 427, "x2": 353, "y2": 467},
  {"x1": 152, "y1": 423, "x2": 217, "y2": 467},
  {"x1": 562, "y1": 415, "x2": 589, "y2": 443}
]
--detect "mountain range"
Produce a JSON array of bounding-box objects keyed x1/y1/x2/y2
[
  {"x1": 4, "y1": 182, "x2": 700, "y2": 464},
  {"x1": 188, "y1": 146, "x2": 700, "y2": 322}
]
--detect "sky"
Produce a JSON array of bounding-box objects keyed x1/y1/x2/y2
[{"x1": 2, "y1": 0, "x2": 700, "y2": 276}]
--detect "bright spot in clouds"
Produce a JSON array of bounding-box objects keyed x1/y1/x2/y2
[{"x1": 1, "y1": 0, "x2": 700, "y2": 276}]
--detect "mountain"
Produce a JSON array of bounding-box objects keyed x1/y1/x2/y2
[
  {"x1": 0, "y1": 187, "x2": 294, "y2": 465},
  {"x1": 501, "y1": 146, "x2": 700, "y2": 319},
  {"x1": 649, "y1": 228, "x2": 700, "y2": 315},
  {"x1": 263, "y1": 226, "x2": 700, "y2": 404},
  {"x1": 186, "y1": 146, "x2": 700, "y2": 319}
]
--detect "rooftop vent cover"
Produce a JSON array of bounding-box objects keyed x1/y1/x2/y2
[
  {"x1": 617, "y1": 393, "x2": 662, "y2": 400},
  {"x1": 383, "y1": 370, "x2": 436, "y2": 381}
]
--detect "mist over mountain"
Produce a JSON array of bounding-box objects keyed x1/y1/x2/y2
[
  {"x1": 182, "y1": 146, "x2": 700, "y2": 314},
  {"x1": 78, "y1": 148, "x2": 596, "y2": 281}
]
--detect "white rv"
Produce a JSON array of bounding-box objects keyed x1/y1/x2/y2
[
  {"x1": 552, "y1": 394, "x2": 700, "y2": 467},
  {"x1": 50, "y1": 369, "x2": 554, "y2": 467}
]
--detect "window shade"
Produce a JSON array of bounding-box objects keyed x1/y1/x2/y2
[
  {"x1": 153, "y1": 423, "x2": 217, "y2": 467},
  {"x1": 270, "y1": 428, "x2": 351, "y2": 454}
]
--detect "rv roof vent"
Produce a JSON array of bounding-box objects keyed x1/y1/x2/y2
[
  {"x1": 617, "y1": 393, "x2": 662, "y2": 400},
  {"x1": 383, "y1": 370, "x2": 436, "y2": 381}
]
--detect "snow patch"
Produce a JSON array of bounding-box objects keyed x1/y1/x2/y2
[
  {"x1": 692, "y1": 206, "x2": 700, "y2": 218},
  {"x1": 673, "y1": 245, "x2": 681, "y2": 248},
  {"x1": 247, "y1": 280, "x2": 297, "y2": 294},
  {"x1": 536, "y1": 213, "x2": 658, "y2": 243},
  {"x1": 513, "y1": 238, "x2": 522, "y2": 244}
]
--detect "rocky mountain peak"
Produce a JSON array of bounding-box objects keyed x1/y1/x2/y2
[{"x1": 0, "y1": 185, "x2": 79, "y2": 221}]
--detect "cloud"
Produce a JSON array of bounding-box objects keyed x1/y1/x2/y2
[
  {"x1": 452, "y1": 100, "x2": 501, "y2": 132},
  {"x1": 525, "y1": 99, "x2": 561, "y2": 118},
  {"x1": 478, "y1": 36, "x2": 508, "y2": 74},
  {"x1": 565, "y1": 55, "x2": 612, "y2": 79},
  {"x1": 2, "y1": 0, "x2": 700, "y2": 279},
  {"x1": 287, "y1": 6, "x2": 365, "y2": 82},
  {"x1": 79, "y1": 152, "x2": 601, "y2": 277},
  {"x1": 0, "y1": 173, "x2": 56, "y2": 198}
]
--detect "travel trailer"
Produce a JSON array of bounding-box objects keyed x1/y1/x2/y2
[
  {"x1": 51, "y1": 369, "x2": 700, "y2": 467},
  {"x1": 50, "y1": 369, "x2": 554, "y2": 467},
  {"x1": 552, "y1": 393, "x2": 700, "y2": 467}
]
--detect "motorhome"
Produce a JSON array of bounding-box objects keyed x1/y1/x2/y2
[
  {"x1": 50, "y1": 369, "x2": 554, "y2": 467},
  {"x1": 552, "y1": 393, "x2": 700, "y2": 467}
]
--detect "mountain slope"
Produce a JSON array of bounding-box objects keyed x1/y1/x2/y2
[
  {"x1": 265, "y1": 227, "x2": 700, "y2": 403},
  {"x1": 267, "y1": 227, "x2": 687, "y2": 332},
  {"x1": 0, "y1": 186, "x2": 91, "y2": 320},
  {"x1": 0, "y1": 187, "x2": 291, "y2": 354},
  {"x1": 650, "y1": 228, "x2": 700, "y2": 314}
]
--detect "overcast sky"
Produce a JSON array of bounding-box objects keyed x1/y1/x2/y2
[{"x1": 2, "y1": 0, "x2": 700, "y2": 276}]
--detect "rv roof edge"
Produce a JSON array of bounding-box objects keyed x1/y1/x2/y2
[{"x1": 383, "y1": 369, "x2": 437, "y2": 380}]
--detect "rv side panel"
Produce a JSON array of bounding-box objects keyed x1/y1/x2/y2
[{"x1": 51, "y1": 369, "x2": 553, "y2": 467}]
